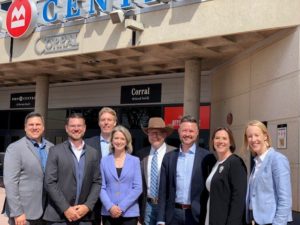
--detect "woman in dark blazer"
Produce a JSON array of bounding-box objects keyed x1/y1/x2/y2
[
  {"x1": 100, "y1": 125, "x2": 142, "y2": 225},
  {"x1": 205, "y1": 127, "x2": 247, "y2": 225}
]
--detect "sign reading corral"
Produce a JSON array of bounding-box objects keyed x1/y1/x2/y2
[
  {"x1": 35, "y1": 31, "x2": 80, "y2": 55},
  {"x1": 121, "y1": 83, "x2": 161, "y2": 104}
]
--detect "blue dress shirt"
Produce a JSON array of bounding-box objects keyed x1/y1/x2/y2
[
  {"x1": 100, "y1": 136, "x2": 110, "y2": 157},
  {"x1": 29, "y1": 137, "x2": 47, "y2": 172},
  {"x1": 175, "y1": 143, "x2": 196, "y2": 204}
]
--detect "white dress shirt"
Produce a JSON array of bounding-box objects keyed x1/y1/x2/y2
[{"x1": 147, "y1": 142, "x2": 167, "y2": 197}]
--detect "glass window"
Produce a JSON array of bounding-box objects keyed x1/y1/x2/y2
[
  {"x1": 119, "y1": 106, "x2": 162, "y2": 129},
  {"x1": 0, "y1": 111, "x2": 9, "y2": 129},
  {"x1": 10, "y1": 110, "x2": 30, "y2": 129},
  {"x1": 0, "y1": 136, "x2": 5, "y2": 152}
]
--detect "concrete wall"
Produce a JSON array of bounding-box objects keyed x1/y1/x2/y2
[
  {"x1": 4, "y1": 0, "x2": 300, "y2": 63},
  {"x1": 0, "y1": 73, "x2": 210, "y2": 109},
  {"x1": 137, "y1": 0, "x2": 300, "y2": 46},
  {"x1": 210, "y1": 27, "x2": 300, "y2": 211},
  {"x1": 0, "y1": 9, "x2": 9, "y2": 64}
]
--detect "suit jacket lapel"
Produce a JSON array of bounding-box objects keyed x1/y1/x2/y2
[
  {"x1": 64, "y1": 141, "x2": 77, "y2": 179},
  {"x1": 191, "y1": 147, "x2": 202, "y2": 181},
  {"x1": 108, "y1": 154, "x2": 119, "y2": 180},
  {"x1": 96, "y1": 136, "x2": 102, "y2": 159},
  {"x1": 143, "y1": 147, "x2": 151, "y2": 187},
  {"x1": 253, "y1": 148, "x2": 273, "y2": 190},
  {"x1": 171, "y1": 150, "x2": 179, "y2": 186}
]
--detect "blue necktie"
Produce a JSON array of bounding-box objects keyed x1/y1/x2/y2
[
  {"x1": 39, "y1": 147, "x2": 47, "y2": 172},
  {"x1": 150, "y1": 151, "x2": 159, "y2": 198}
]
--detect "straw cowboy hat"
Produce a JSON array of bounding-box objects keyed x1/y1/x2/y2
[{"x1": 142, "y1": 117, "x2": 174, "y2": 136}]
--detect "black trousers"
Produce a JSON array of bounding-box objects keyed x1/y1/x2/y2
[
  {"x1": 102, "y1": 216, "x2": 138, "y2": 225},
  {"x1": 9, "y1": 217, "x2": 47, "y2": 225}
]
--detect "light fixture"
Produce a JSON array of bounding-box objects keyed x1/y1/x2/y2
[
  {"x1": 109, "y1": 10, "x2": 125, "y2": 24},
  {"x1": 125, "y1": 19, "x2": 144, "y2": 31}
]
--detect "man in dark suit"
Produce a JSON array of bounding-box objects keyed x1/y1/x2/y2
[
  {"x1": 43, "y1": 113, "x2": 101, "y2": 225},
  {"x1": 4, "y1": 112, "x2": 53, "y2": 225},
  {"x1": 135, "y1": 117, "x2": 176, "y2": 225},
  {"x1": 85, "y1": 107, "x2": 117, "y2": 225},
  {"x1": 157, "y1": 115, "x2": 215, "y2": 225},
  {"x1": 85, "y1": 107, "x2": 117, "y2": 159}
]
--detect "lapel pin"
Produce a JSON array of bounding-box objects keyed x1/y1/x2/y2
[{"x1": 219, "y1": 165, "x2": 224, "y2": 173}]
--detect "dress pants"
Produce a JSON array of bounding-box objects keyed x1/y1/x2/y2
[
  {"x1": 168, "y1": 208, "x2": 198, "y2": 225},
  {"x1": 9, "y1": 217, "x2": 47, "y2": 225},
  {"x1": 102, "y1": 216, "x2": 138, "y2": 225},
  {"x1": 144, "y1": 201, "x2": 158, "y2": 225},
  {"x1": 47, "y1": 222, "x2": 92, "y2": 225}
]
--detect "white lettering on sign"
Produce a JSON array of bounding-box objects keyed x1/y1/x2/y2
[
  {"x1": 35, "y1": 31, "x2": 80, "y2": 55},
  {"x1": 131, "y1": 87, "x2": 150, "y2": 96}
]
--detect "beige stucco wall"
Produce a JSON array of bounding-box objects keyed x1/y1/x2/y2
[
  {"x1": 0, "y1": 10, "x2": 9, "y2": 63},
  {"x1": 210, "y1": 27, "x2": 300, "y2": 211},
  {"x1": 0, "y1": 10, "x2": 6, "y2": 31},
  {"x1": 136, "y1": 0, "x2": 300, "y2": 46},
  {"x1": 0, "y1": 35, "x2": 10, "y2": 63},
  {"x1": 12, "y1": 18, "x2": 133, "y2": 62},
  {"x1": 4, "y1": 0, "x2": 300, "y2": 63}
]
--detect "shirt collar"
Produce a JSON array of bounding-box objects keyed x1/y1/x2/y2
[
  {"x1": 28, "y1": 137, "x2": 46, "y2": 148},
  {"x1": 100, "y1": 135, "x2": 110, "y2": 143},
  {"x1": 150, "y1": 142, "x2": 166, "y2": 155},
  {"x1": 179, "y1": 143, "x2": 196, "y2": 154},
  {"x1": 254, "y1": 147, "x2": 270, "y2": 164},
  {"x1": 69, "y1": 140, "x2": 85, "y2": 151}
]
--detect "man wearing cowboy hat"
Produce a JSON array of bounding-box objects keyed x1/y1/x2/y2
[{"x1": 135, "y1": 117, "x2": 176, "y2": 225}]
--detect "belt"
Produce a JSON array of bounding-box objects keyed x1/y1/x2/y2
[
  {"x1": 147, "y1": 197, "x2": 158, "y2": 204},
  {"x1": 175, "y1": 203, "x2": 191, "y2": 209}
]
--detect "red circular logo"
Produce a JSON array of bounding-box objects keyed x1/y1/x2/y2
[{"x1": 6, "y1": 0, "x2": 37, "y2": 39}]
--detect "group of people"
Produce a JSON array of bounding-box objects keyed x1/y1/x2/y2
[{"x1": 2, "y1": 107, "x2": 293, "y2": 225}]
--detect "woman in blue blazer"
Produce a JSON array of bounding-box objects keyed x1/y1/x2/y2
[
  {"x1": 244, "y1": 120, "x2": 292, "y2": 225},
  {"x1": 100, "y1": 125, "x2": 142, "y2": 225},
  {"x1": 205, "y1": 127, "x2": 247, "y2": 225}
]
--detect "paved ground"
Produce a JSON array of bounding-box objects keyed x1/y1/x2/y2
[
  {"x1": 0, "y1": 188, "x2": 8, "y2": 225},
  {"x1": 0, "y1": 186, "x2": 299, "y2": 225}
]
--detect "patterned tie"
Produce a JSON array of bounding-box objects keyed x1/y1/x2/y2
[{"x1": 150, "y1": 151, "x2": 159, "y2": 198}]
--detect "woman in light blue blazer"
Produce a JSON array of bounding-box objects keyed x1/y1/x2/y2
[
  {"x1": 100, "y1": 125, "x2": 142, "y2": 225},
  {"x1": 244, "y1": 120, "x2": 292, "y2": 225}
]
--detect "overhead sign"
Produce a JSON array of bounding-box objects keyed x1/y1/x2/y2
[
  {"x1": 6, "y1": 0, "x2": 38, "y2": 38},
  {"x1": 121, "y1": 83, "x2": 161, "y2": 104},
  {"x1": 10, "y1": 92, "x2": 35, "y2": 109}
]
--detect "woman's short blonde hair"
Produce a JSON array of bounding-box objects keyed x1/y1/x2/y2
[
  {"x1": 244, "y1": 120, "x2": 272, "y2": 155},
  {"x1": 110, "y1": 125, "x2": 133, "y2": 154}
]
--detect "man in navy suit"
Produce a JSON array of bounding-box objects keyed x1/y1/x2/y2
[
  {"x1": 157, "y1": 115, "x2": 215, "y2": 225},
  {"x1": 85, "y1": 107, "x2": 117, "y2": 225}
]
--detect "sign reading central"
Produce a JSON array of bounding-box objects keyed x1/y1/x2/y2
[{"x1": 6, "y1": 0, "x2": 38, "y2": 38}]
